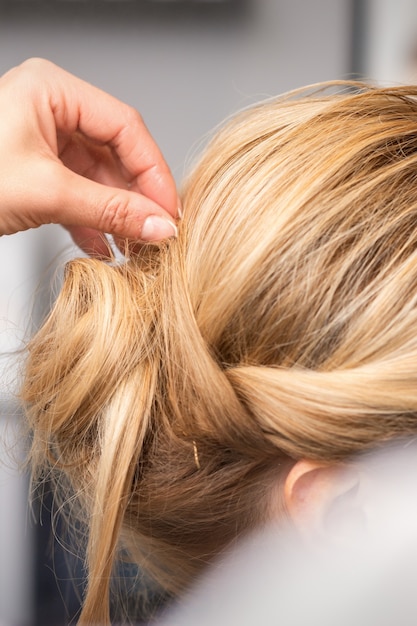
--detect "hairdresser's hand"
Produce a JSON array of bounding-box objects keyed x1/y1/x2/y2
[{"x1": 0, "y1": 58, "x2": 179, "y2": 256}]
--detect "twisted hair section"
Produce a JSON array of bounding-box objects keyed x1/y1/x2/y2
[{"x1": 21, "y1": 82, "x2": 417, "y2": 623}]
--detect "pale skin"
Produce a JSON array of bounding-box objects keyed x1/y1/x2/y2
[{"x1": 0, "y1": 58, "x2": 180, "y2": 257}]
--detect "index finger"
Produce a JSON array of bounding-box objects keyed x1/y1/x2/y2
[{"x1": 37, "y1": 59, "x2": 179, "y2": 217}]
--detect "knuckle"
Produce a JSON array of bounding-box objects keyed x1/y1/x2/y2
[
  {"x1": 118, "y1": 107, "x2": 146, "y2": 144},
  {"x1": 124, "y1": 105, "x2": 143, "y2": 128},
  {"x1": 20, "y1": 57, "x2": 49, "y2": 71},
  {"x1": 5, "y1": 58, "x2": 55, "y2": 97},
  {"x1": 19, "y1": 57, "x2": 53, "y2": 81},
  {"x1": 99, "y1": 194, "x2": 132, "y2": 235}
]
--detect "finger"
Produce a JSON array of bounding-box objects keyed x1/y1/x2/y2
[
  {"x1": 48, "y1": 164, "x2": 178, "y2": 242},
  {"x1": 58, "y1": 132, "x2": 127, "y2": 188},
  {"x1": 40, "y1": 60, "x2": 179, "y2": 217}
]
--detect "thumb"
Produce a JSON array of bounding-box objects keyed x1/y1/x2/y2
[{"x1": 49, "y1": 165, "x2": 179, "y2": 242}]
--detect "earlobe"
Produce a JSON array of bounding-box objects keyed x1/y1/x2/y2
[{"x1": 284, "y1": 460, "x2": 365, "y2": 544}]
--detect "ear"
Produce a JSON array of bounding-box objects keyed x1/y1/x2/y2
[{"x1": 284, "y1": 460, "x2": 365, "y2": 544}]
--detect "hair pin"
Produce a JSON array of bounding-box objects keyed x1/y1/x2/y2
[{"x1": 192, "y1": 440, "x2": 201, "y2": 470}]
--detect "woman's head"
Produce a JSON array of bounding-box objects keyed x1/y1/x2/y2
[{"x1": 22, "y1": 82, "x2": 417, "y2": 623}]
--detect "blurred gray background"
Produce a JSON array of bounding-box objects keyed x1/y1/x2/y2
[{"x1": 1, "y1": 0, "x2": 416, "y2": 624}]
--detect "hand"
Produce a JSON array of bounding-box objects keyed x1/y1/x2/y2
[{"x1": 0, "y1": 58, "x2": 180, "y2": 256}]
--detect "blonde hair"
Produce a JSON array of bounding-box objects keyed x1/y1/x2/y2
[{"x1": 22, "y1": 82, "x2": 417, "y2": 623}]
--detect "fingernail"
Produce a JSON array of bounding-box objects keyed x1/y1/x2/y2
[{"x1": 141, "y1": 215, "x2": 178, "y2": 242}]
